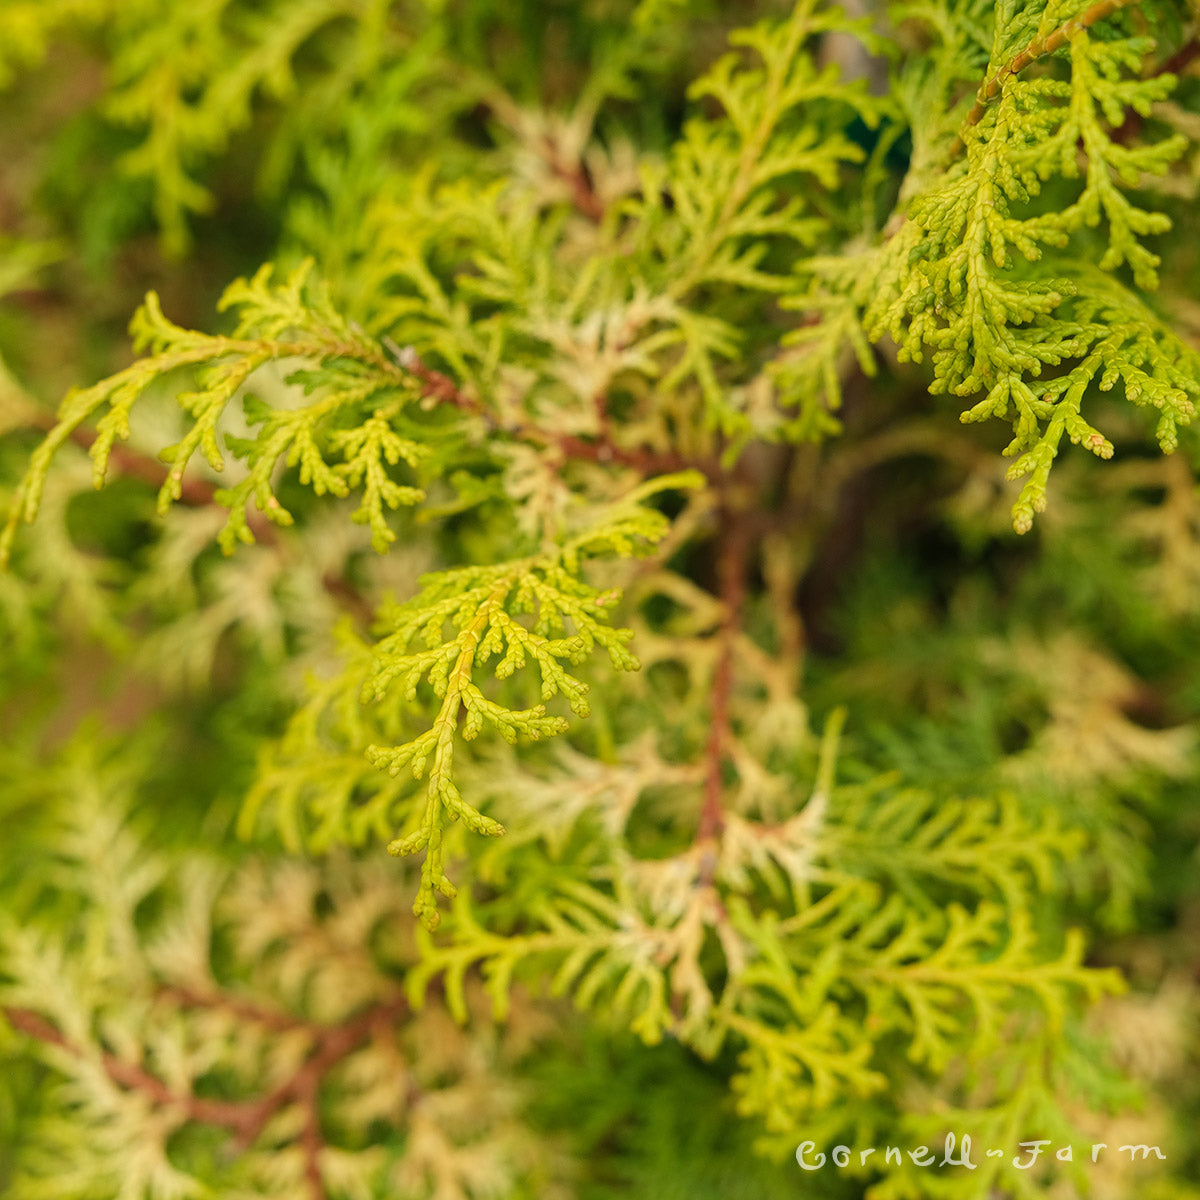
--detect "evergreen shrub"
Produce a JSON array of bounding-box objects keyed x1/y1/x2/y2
[{"x1": 1, "y1": 1, "x2": 1199, "y2": 1197}]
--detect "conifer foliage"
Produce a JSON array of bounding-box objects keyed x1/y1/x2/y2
[{"x1": 2, "y1": 1, "x2": 1200, "y2": 1197}]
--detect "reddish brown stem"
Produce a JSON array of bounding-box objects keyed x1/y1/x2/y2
[
  {"x1": 1113, "y1": 37, "x2": 1200, "y2": 146},
  {"x1": 1159, "y1": 36, "x2": 1200, "y2": 80},
  {"x1": 962, "y1": 0, "x2": 1140, "y2": 130},
  {"x1": 697, "y1": 513, "x2": 749, "y2": 843},
  {"x1": 542, "y1": 134, "x2": 606, "y2": 222},
  {"x1": 4, "y1": 992, "x2": 409, "y2": 1200},
  {"x1": 393, "y1": 344, "x2": 702, "y2": 477}
]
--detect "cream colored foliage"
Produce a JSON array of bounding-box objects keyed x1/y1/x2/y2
[{"x1": 993, "y1": 632, "x2": 1195, "y2": 788}]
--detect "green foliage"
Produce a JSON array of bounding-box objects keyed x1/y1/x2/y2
[
  {"x1": 3, "y1": 0, "x2": 1200, "y2": 1196},
  {"x1": 798, "y1": 0, "x2": 1200, "y2": 529},
  {"x1": 1, "y1": 260, "x2": 448, "y2": 563}
]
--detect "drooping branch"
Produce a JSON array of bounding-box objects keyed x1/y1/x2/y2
[
  {"x1": 26, "y1": 409, "x2": 376, "y2": 628},
  {"x1": 25, "y1": 410, "x2": 231, "y2": 516}
]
